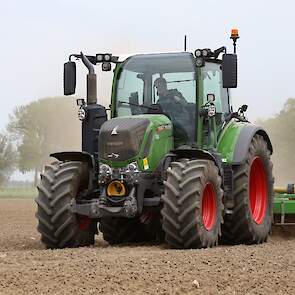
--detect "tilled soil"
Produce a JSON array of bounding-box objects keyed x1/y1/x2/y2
[{"x1": 0, "y1": 199, "x2": 294, "y2": 295}]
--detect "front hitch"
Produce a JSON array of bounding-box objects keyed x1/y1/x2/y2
[{"x1": 69, "y1": 187, "x2": 138, "y2": 218}]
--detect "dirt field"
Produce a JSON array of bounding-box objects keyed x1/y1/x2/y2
[{"x1": 0, "y1": 199, "x2": 294, "y2": 295}]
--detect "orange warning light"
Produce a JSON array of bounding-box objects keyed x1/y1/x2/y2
[{"x1": 231, "y1": 28, "x2": 239, "y2": 38}]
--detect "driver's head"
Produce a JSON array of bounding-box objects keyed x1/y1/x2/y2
[{"x1": 154, "y1": 77, "x2": 168, "y2": 96}]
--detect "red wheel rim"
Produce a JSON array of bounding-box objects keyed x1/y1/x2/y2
[
  {"x1": 78, "y1": 215, "x2": 91, "y2": 230},
  {"x1": 202, "y1": 182, "x2": 217, "y2": 231},
  {"x1": 249, "y1": 157, "x2": 267, "y2": 224}
]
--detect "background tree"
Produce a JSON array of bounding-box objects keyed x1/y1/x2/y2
[
  {"x1": 7, "y1": 96, "x2": 81, "y2": 185},
  {"x1": 0, "y1": 133, "x2": 16, "y2": 185},
  {"x1": 258, "y1": 98, "x2": 295, "y2": 185}
]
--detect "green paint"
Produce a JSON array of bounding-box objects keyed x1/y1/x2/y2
[
  {"x1": 196, "y1": 67, "x2": 203, "y2": 148},
  {"x1": 217, "y1": 120, "x2": 245, "y2": 163},
  {"x1": 110, "y1": 63, "x2": 122, "y2": 118},
  {"x1": 273, "y1": 194, "x2": 295, "y2": 214}
]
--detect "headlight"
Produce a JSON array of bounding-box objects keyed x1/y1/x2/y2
[
  {"x1": 126, "y1": 162, "x2": 139, "y2": 174},
  {"x1": 195, "y1": 57, "x2": 204, "y2": 67},
  {"x1": 194, "y1": 49, "x2": 202, "y2": 57},
  {"x1": 104, "y1": 54, "x2": 111, "y2": 61},
  {"x1": 99, "y1": 164, "x2": 112, "y2": 176},
  {"x1": 96, "y1": 54, "x2": 103, "y2": 62},
  {"x1": 78, "y1": 108, "x2": 86, "y2": 121},
  {"x1": 208, "y1": 104, "x2": 216, "y2": 117},
  {"x1": 202, "y1": 49, "x2": 209, "y2": 57}
]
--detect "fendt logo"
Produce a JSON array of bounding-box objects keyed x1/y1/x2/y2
[
  {"x1": 107, "y1": 153, "x2": 120, "y2": 159},
  {"x1": 111, "y1": 125, "x2": 119, "y2": 135}
]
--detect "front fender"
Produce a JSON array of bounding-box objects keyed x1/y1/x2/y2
[
  {"x1": 50, "y1": 151, "x2": 95, "y2": 168},
  {"x1": 217, "y1": 120, "x2": 273, "y2": 165},
  {"x1": 172, "y1": 149, "x2": 218, "y2": 164}
]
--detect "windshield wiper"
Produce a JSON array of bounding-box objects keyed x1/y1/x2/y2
[
  {"x1": 118, "y1": 100, "x2": 158, "y2": 111},
  {"x1": 167, "y1": 79, "x2": 194, "y2": 83}
]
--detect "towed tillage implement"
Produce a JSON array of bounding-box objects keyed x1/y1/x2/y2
[{"x1": 273, "y1": 185, "x2": 295, "y2": 225}]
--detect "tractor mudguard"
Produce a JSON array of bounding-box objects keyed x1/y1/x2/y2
[
  {"x1": 50, "y1": 151, "x2": 95, "y2": 168},
  {"x1": 232, "y1": 125, "x2": 273, "y2": 164},
  {"x1": 218, "y1": 120, "x2": 273, "y2": 165}
]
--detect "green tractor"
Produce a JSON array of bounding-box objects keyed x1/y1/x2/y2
[{"x1": 35, "y1": 30, "x2": 274, "y2": 249}]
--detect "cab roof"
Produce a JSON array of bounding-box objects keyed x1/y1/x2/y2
[{"x1": 121, "y1": 52, "x2": 195, "y2": 74}]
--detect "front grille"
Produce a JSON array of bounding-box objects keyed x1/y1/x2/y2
[{"x1": 99, "y1": 117, "x2": 149, "y2": 161}]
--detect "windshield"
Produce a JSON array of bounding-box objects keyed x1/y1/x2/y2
[{"x1": 114, "y1": 53, "x2": 197, "y2": 144}]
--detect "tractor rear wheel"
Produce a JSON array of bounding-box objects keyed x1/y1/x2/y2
[
  {"x1": 35, "y1": 161, "x2": 97, "y2": 249},
  {"x1": 221, "y1": 134, "x2": 274, "y2": 244},
  {"x1": 99, "y1": 217, "x2": 144, "y2": 244},
  {"x1": 161, "y1": 159, "x2": 223, "y2": 248}
]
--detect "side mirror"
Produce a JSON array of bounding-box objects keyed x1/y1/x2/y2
[
  {"x1": 222, "y1": 54, "x2": 237, "y2": 88},
  {"x1": 64, "y1": 62, "x2": 76, "y2": 95}
]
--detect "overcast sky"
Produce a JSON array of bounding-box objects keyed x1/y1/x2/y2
[{"x1": 1, "y1": 0, "x2": 295, "y2": 131}]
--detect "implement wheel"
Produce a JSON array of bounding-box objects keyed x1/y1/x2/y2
[
  {"x1": 222, "y1": 134, "x2": 274, "y2": 244},
  {"x1": 161, "y1": 159, "x2": 223, "y2": 249},
  {"x1": 35, "y1": 161, "x2": 97, "y2": 249}
]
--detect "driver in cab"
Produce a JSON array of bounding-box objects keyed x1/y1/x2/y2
[
  {"x1": 154, "y1": 77, "x2": 193, "y2": 143},
  {"x1": 154, "y1": 77, "x2": 187, "y2": 106}
]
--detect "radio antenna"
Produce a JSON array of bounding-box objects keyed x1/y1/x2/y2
[{"x1": 184, "y1": 35, "x2": 187, "y2": 52}]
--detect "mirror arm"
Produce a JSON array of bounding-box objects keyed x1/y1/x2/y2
[
  {"x1": 213, "y1": 46, "x2": 226, "y2": 59},
  {"x1": 69, "y1": 54, "x2": 81, "y2": 62}
]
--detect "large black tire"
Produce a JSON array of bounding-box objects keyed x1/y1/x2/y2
[
  {"x1": 35, "y1": 161, "x2": 97, "y2": 249},
  {"x1": 99, "y1": 217, "x2": 144, "y2": 245},
  {"x1": 221, "y1": 134, "x2": 274, "y2": 244},
  {"x1": 161, "y1": 159, "x2": 223, "y2": 249}
]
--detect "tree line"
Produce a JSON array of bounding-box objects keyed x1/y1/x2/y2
[
  {"x1": 0, "y1": 96, "x2": 294, "y2": 186},
  {"x1": 1, "y1": 96, "x2": 80, "y2": 186},
  {"x1": 257, "y1": 98, "x2": 295, "y2": 185}
]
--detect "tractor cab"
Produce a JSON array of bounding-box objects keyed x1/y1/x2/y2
[
  {"x1": 113, "y1": 52, "x2": 197, "y2": 145},
  {"x1": 111, "y1": 50, "x2": 236, "y2": 148}
]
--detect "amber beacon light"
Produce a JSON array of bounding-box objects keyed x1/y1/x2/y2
[{"x1": 230, "y1": 28, "x2": 239, "y2": 53}]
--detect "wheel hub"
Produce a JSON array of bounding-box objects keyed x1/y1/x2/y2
[
  {"x1": 202, "y1": 182, "x2": 217, "y2": 231},
  {"x1": 249, "y1": 157, "x2": 267, "y2": 224}
]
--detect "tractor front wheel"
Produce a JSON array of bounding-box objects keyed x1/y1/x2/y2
[
  {"x1": 35, "y1": 161, "x2": 97, "y2": 249},
  {"x1": 161, "y1": 159, "x2": 223, "y2": 249},
  {"x1": 221, "y1": 134, "x2": 274, "y2": 244}
]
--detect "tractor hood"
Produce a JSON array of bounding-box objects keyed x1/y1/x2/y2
[
  {"x1": 99, "y1": 117, "x2": 149, "y2": 162},
  {"x1": 98, "y1": 114, "x2": 173, "y2": 171}
]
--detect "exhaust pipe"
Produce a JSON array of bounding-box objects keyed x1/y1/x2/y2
[{"x1": 81, "y1": 52, "x2": 97, "y2": 105}]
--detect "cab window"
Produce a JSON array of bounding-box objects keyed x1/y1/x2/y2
[
  {"x1": 152, "y1": 72, "x2": 196, "y2": 104},
  {"x1": 116, "y1": 69, "x2": 144, "y2": 116},
  {"x1": 203, "y1": 62, "x2": 229, "y2": 115}
]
